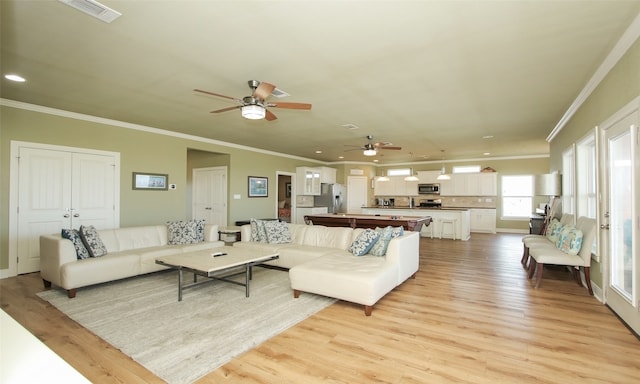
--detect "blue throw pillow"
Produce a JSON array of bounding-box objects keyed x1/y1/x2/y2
[
  {"x1": 61, "y1": 229, "x2": 90, "y2": 260},
  {"x1": 349, "y1": 229, "x2": 380, "y2": 256},
  {"x1": 368, "y1": 226, "x2": 394, "y2": 257}
]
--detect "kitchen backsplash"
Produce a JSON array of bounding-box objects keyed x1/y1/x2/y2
[{"x1": 382, "y1": 196, "x2": 497, "y2": 209}]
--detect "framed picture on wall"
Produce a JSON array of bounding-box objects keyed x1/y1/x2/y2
[
  {"x1": 248, "y1": 176, "x2": 268, "y2": 197},
  {"x1": 133, "y1": 172, "x2": 168, "y2": 190},
  {"x1": 285, "y1": 182, "x2": 292, "y2": 197}
]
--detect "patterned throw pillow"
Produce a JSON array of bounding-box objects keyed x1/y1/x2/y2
[
  {"x1": 250, "y1": 218, "x2": 268, "y2": 242},
  {"x1": 545, "y1": 219, "x2": 563, "y2": 242},
  {"x1": 79, "y1": 225, "x2": 108, "y2": 257},
  {"x1": 368, "y1": 226, "x2": 394, "y2": 257},
  {"x1": 264, "y1": 220, "x2": 292, "y2": 244},
  {"x1": 166, "y1": 220, "x2": 205, "y2": 245},
  {"x1": 555, "y1": 225, "x2": 584, "y2": 255},
  {"x1": 349, "y1": 229, "x2": 380, "y2": 256},
  {"x1": 61, "y1": 229, "x2": 90, "y2": 260},
  {"x1": 391, "y1": 226, "x2": 404, "y2": 238}
]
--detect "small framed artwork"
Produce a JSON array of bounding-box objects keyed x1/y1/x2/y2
[
  {"x1": 248, "y1": 176, "x2": 268, "y2": 197},
  {"x1": 285, "y1": 182, "x2": 292, "y2": 198},
  {"x1": 133, "y1": 172, "x2": 168, "y2": 190}
]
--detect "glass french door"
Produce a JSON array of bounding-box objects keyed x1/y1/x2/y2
[{"x1": 601, "y1": 106, "x2": 639, "y2": 334}]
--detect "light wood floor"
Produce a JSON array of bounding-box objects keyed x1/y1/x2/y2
[{"x1": 2, "y1": 233, "x2": 639, "y2": 383}]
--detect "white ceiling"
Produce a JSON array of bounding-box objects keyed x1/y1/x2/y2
[{"x1": 2, "y1": 0, "x2": 640, "y2": 164}]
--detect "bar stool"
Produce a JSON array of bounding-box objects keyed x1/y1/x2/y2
[
  {"x1": 438, "y1": 218, "x2": 457, "y2": 240},
  {"x1": 420, "y1": 222, "x2": 434, "y2": 239}
]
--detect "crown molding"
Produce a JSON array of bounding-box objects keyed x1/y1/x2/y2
[
  {"x1": 547, "y1": 11, "x2": 640, "y2": 142},
  {"x1": 0, "y1": 98, "x2": 326, "y2": 165}
]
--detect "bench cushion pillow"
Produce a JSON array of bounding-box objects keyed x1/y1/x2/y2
[{"x1": 556, "y1": 225, "x2": 583, "y2": 255}]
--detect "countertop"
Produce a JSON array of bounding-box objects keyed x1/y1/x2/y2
[{"x1": 363, "y1": 206, "x2": 471, "y2": 211}]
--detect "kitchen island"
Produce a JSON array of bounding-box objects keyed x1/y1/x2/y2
[
  {"x1": 303, "y1": 213, "x2": 432, "y2": 232},
  {"x1": 361, "y1": 207, "x2": 471, "y2": 241}
]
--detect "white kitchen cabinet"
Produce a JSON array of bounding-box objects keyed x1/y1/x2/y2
[
  {"x1": 296, "y1": 206, "x2": 328, "y2": 224},
  {"x1": 318, "y1": 166, "x2": 337, "y2": 184},
  {"x1": 374, "y1": 176, "x2": 418, "y2": 196},
  {"x1": 469, "y1": 208, "x2": 496, "y2": 233},
  {"x1": 417, "y1": 170, "x2": 442, "y2": 184},
  {"x1": 296, "y1": 167, "x2": 321, "y2": 195},
  {"x1": 440, "y1": 174, "x2": 466, "y2": 196},
  {"x1": 440, "y1": 173, "x2": 497, "y2": 196}
]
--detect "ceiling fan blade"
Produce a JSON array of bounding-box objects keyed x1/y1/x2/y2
[
  {"x1": 265, "y1": 109, "x2": 278, "y2": 121},
  {"x1": 194, "y1": 89, "x2": 241, "y2": 102},
  {"x1": 253, "y1": 82, "x2": 276, "y2": 100},
  {"x1": 268, "y1": 102, "x2": 312, "y2": 110},
  {"x1": 210, "y1": 105, "x2": 242, "y2": 114},
  {"x1": 380, "y1": 146, "x2": 402, "y2": 150}
]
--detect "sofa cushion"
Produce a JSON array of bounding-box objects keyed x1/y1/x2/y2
[
  {"x1": 61, "y1": 229, "x2": 90, "y2": 260},
  {"x1": 264, "y1": 220, "x2": 291, "y2": 244},
  {"x1": 349, "y1": 229, "x2": 380, "y2": 256},
  {"x1": 79, "y1": 225, "x2": 108, "y2": 257}
]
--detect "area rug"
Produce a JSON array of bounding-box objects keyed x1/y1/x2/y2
[{"x1": 37, "y1": 267, "x2": 335, "y2": 384}]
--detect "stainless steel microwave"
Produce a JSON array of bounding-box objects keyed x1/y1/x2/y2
[{"x1": 418, "y1": 183, "x2": 440, "y2": 194}]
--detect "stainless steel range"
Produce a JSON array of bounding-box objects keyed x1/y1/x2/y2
[{"x1": 419, "y1": 199, "x2": 442, "y2": 208}]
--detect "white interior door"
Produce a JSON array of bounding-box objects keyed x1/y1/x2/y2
[
  {"x1": 15, "y1": 145, "x2": 119, "y2": 274},
  {"x1": 600, "y1": 105, "x2": 639, "y2": 334},
  {"x1": 192, "y1": 167, "x2": 227, "y2": 226},
  {"x1": 17, "y1": 148, "x2": 73, "y2": 273},
  {"x1": 347, "y1": 176, "x2": 368, "y2": 214},
  {"x1": 72, "y1": 153, "x2": 117, "y2": 229}
]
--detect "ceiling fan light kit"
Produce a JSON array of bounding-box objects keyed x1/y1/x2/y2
[
  {"x1": 195, "y1": 80, "x2": 311, "y2": 121},
  {"x1": 241, "y1": 105, "x2": 265, "y2": 120}
]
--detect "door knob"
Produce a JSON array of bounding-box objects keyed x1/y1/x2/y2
[
  {"x1": 73, "y1": 214, "x2": 80, "y2": 217},
  {"x1": 600, "y1": 224, "x2": 610, "y2": 230},
  {"x1": 63, "y1": 214, "x2": 70, "y2": 218}
]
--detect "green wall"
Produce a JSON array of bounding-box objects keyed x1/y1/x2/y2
[
  {"x1": 0, "y1": 105, "x2": 318, "y2": 269},
  {"x1": 549, "y1": 39, "x2": 640, "y2": 287}
]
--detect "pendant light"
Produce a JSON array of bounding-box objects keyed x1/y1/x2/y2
[{"x1": 436, "y1": 150, "x2": 450, "y2": 180}]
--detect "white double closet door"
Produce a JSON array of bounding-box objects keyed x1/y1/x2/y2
[{"x1": 12, "y1": 142, "x2": 119, "y2": 274}]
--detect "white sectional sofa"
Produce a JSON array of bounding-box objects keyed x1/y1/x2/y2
[
  {"x1": 233, "y1": 222, "x2": 420, "y2": 315},
  {"x1": 40, "y1": 224, "x2": 224, "y2": 298}
]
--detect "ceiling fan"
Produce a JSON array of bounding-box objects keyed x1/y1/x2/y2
[
  {"x1": 345, "y1": 135, "x2": 402, "y2": 156},
  {"x1": 194, "y1": 80, "x2": 312, "y2": 121}
]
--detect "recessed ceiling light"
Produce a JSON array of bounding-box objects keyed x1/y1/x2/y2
[
  {"x1": 315, "y1": 150, "x2": 322, "y2": 154},
  {"x1": 341, "y1": 123, "x2": 359, "y2": 130},
  {"x1": 5, "y1": 74, "x2": 26, "y2": 82},
  {"x1": 373, "y1": 159, "x2": 379, "y2": 163},
  {"x1": 338, "y1": 156, "x2": 344, "y2": 159},
  {"x1": 482, "y1": 135, "x2": 494, "y2": 139},
  {"x1": 483, "y1": 152, "x2": 491, "y2": 156}
]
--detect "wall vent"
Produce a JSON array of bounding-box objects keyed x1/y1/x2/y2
[{"x1": 59, "y1": 0, "x2": 122, "y2": 23}]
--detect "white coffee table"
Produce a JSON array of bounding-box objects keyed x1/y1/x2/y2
[{"x1": 155, "y1": 246, "x2": 278, "y2": 301}]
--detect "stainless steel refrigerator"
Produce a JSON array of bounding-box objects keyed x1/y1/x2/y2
[{"x1": 314, "y1": 183, "x2": 346, "y2": 213}]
